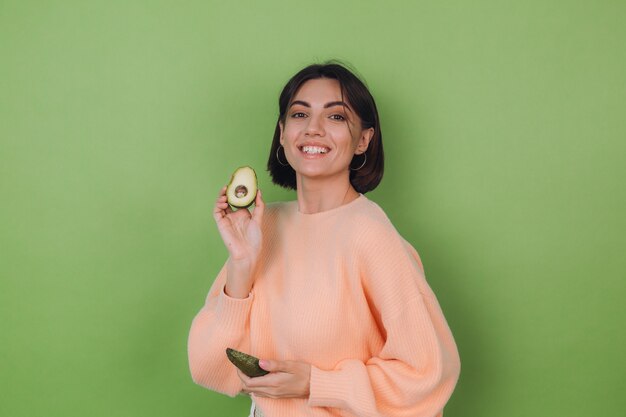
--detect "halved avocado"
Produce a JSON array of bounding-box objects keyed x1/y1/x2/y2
[
  {"x1": 226, "y1": 166, "x2": 258, "y2": 208},
  {"x1": 226, "y1": 348, "x2": 269, "y2": 378}
]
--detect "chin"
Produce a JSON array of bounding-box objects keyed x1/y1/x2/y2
[
  {"x1": 295, "y1": 168, "x2": 325, "y2": 179},
  {"x1": 295, "y1": 165, "x2": 345, "y2": 181}
]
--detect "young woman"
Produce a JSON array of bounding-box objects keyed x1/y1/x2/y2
[{"x1": 188, "y1": 62, "x2": 461, "y2": 417}]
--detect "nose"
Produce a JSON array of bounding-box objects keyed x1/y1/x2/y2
[{"x1": 305, "y1": 114, "x2": 325, "y2": 136}]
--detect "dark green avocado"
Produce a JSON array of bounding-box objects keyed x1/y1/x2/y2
[{"x1": 226, "y1": 348, "x2": 269, "y2": 378}]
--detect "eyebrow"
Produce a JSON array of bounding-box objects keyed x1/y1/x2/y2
[{"x1": 289, "y1": 100, "x2": 353, "y2": 111}]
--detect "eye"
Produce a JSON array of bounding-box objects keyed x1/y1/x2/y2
[
  {"x1": 330, "y1": 114, "x2": 346, "y2": 121},
  {"x1": 290, "y1": 112, "x2": 307, "y2": 118}
]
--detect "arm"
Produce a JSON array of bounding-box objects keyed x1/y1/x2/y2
[
  {"x1": 187, "y1": 186, "x2": 266, "y2": 395},
  {"x1": 187, "y1": 261, "x2": 254, "y2": 397},
  {"x1": 307, "y1": 224, "x2": 461, "y2": 417}
]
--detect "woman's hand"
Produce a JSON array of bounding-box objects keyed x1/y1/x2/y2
[
  {"x1": 239, "y1": 359, "x2": 311, "y2": 399},
  {"x1": 213, "y1": 185, "x2": 265, "y2": 297}
]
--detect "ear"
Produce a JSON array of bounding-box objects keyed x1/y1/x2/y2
[
  {"x1": 355, "y1": 127, "x2": 374, "y2": 155},
  {"x1": 279, "y1": 121, "x2": 284, "y2": 145}
]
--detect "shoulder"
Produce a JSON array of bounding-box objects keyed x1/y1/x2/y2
[
  {"x1": 358, "y1": 197, "x2": 394, "y2": 225},
  {"x1": 353, "y1": 198, "x2": 431, "y2": 315},
  {"x1": 264, "y1": 200, "x2": 293, "y2": 217},
  {"x1": 351, "y1": 197, "x2": 402, "y2": 243},
  {"x1": 352, "y1": 196, "x2": 425, "y2": 269},
  {"x1": 259, "y1": 200, "x2": 293, "y2": 229}
]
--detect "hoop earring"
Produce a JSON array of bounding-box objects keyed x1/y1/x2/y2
[
  {"x1": 276, "y1": 145, "x2": 290, "y2": 167},
  {"x1": 350, "y1": 153, "x2": 367, "y2": 171}
]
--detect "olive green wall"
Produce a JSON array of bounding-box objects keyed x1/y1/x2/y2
[{"x1": 1, "y1": 1, "x2": 624, "y2": 416}]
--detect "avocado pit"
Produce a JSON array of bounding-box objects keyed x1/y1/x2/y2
[{"x1": 235, "y1": 185, "x2": 248, "y2": 198}]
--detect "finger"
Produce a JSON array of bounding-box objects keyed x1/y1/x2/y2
[
  {"x1": 241, "y1": 370, "x2": 286, "y2": 390},
  {"x1": 213, "y1": 211, "x2": 227, "y2": 221},
  {"x1": 237, "y1": 369, "x2": 274, "y2": 395},
  {"x1": 213, "y1": 209, "x2": 234, "y2": 226},
  {"x1": 213, "y1": 203, "x2": 226, "y2": 219},
  {"x1": 252, "y1": 189, "x2": 265, "y2": 223},
  {"x1": 213, "y1": 205, "x2": 224, "y2": 221},
  {"x1": 215, "y1": 197, "x2": 228, "y2": 207},
  {"x1": 213, "y1": 200, "x2": 234, "y2": 218},
  {"x1": 218, "y1": 201, "x2": 234, "y2": 214},
  {"x1": 258, "y1": 359, "x2": 291, "y2": 373},
  {"x1": 237, "y1": 369, "x2": 253, "y2": 386},
  {"x1": 213, "y1": 187, "x2": 229, "y2": 218}
]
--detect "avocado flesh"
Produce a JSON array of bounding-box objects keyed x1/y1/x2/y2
[
  {"x1": 226, "y1": 348, "x2": 269, "y2": 378},
  {"x1": 226, "y1": 166, "x2": 258, "y2": 208}
]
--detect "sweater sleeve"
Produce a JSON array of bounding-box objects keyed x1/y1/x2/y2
[
  {"x1": 187, "y1": 261, "x2": 254, "y2": 397},
  {"x1": 307, "y1": 220, "x2": 461, "y2": 417}
]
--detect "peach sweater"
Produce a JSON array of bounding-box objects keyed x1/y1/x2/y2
[{"x1": 188, "y1": 194, "x2": 461, "y2": 417}]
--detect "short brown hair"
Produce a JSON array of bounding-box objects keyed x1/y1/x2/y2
[{"x1": 267, "y1": 61, "x2": 384, "y2": 193}]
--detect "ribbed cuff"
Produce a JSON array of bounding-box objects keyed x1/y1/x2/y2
[
  {"x1": 307, "y1": 365, "x2": 349, "y2": 409},
  {"x1": 214, "y1": 284, "x2": 254, "y2": 333}
]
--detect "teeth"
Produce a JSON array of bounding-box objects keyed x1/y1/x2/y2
[{"x1": 302, "y1": 146, "x2": 329, "y2": 154}]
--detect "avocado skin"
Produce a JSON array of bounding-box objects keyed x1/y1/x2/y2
[{"x1": 226, "y1": 348, "x2": 269, "y2": 378}]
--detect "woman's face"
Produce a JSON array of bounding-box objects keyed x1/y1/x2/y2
[{"x1": 279, "y1": 78, "x2": 373, "y2": 183}]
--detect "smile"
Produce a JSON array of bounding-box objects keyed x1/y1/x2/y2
[{"x1": 299, "y1": 145, "x2": 330, "y2": 155}]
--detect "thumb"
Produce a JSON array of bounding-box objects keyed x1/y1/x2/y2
[
  {"x1": 259, "y1": 359, "x2": 290, "y2": 373},
  {"x1": 252, "y1": 189, "x2": 264, "y2": 223}
]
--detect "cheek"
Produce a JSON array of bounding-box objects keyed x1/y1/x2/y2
[
  {"x1": 336, "y1": 128, "x2": 360, "y2": 150},
  {"x1": 282, "y1": 123, "x2": 300, "y2": 141}
]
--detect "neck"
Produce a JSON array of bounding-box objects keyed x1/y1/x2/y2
[{"x1": 295, "y1": 173, "x2": 359, "y2": 214}]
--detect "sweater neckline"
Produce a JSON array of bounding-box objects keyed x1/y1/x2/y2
[{"x1": 292, "y1": 193, "x2": 367, "y2": 219}]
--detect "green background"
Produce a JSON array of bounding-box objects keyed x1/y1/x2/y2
[{"x1": 1, "y1": 1, "x2": 624, "y2": 416}]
